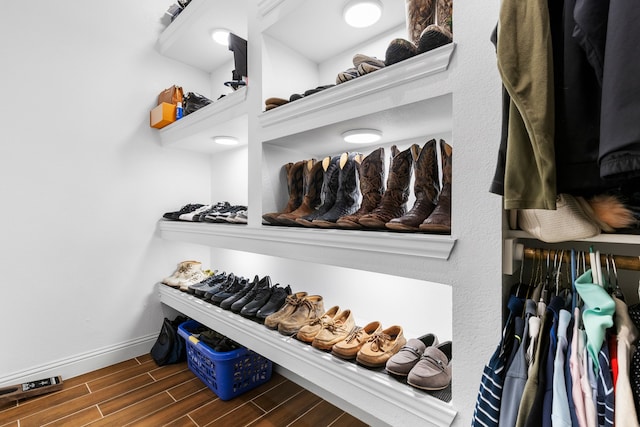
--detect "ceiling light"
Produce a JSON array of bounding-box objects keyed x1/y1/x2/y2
[
  {"x1": 342, "y1": 129, "x2": 382, "y2": 144},
  {"x1": 343, "y1": 0, "x2": 383, "y2": 28},
  {"x1": 213, "y1": 136, "x2": 239, "y2": 146},
  {"x1": 210, "y1": 29, "x2": 230, "y2": 46}
]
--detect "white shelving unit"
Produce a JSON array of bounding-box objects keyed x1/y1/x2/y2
[{"x1": 153, "y1": 0, "x2": 506, "y2": 425}]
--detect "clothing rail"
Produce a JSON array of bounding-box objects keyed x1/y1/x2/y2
[{"x1": 523, "y1": 247, "x2": 640, "y2": 271}]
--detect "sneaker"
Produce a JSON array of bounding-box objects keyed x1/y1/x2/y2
[
  {"x1": 356, "y1": 325, "x2": 407, "y2": 368},
  {"x1": 385, "y1": 334, "x2": 439, "y2": 376},
  {"x1": 256, "y1": 285, "x2": 292, "y2": 320},
  {"x1": 188, "y1": 271, "x2": 225, "y2": 295},
  {"x1": 240, "y1": 280, "x2": 274, "y2": 318},
  {"x1": 406, "y1": 341, "x2": 452, "y2": 391},
  {"x1": 202, "y1": 273, "x2": 235, "y2": 299},
  {"x1": 311, "y1": 309, "x2": 356, "y2": 351},
  {"x1": 204, "y1": 204, "x2": 238, "y2": 223},
  {"x1": 179, "y1": 204, "x2": 212, "y2": 221},
  {"x1": 332, "y1": 321, "x2": 382, "y2": 360},
  {"x1": 162, "y1": 204, "x2": 204, "y2": 220},
  {"x1": 193, "y1": 201, "x2": 231, "y2": 222},
  {"x1": 162, "y1": 260, "x2": 202, "y2": 288},
  {"x1": 225, "y1": 207, "x2": 248, "y2": 224}
]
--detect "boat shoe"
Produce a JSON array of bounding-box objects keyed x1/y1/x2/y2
[
  {"x1": 356, "y1": 325, "x2": 406, "y2": 368},
  {"x1": 331, "y1": 321, "x2": 382, "y2": 360}
]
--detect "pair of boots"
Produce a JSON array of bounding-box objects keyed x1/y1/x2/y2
[
  {"x1": 262, "y1": 152, "x2": 363, "y2": 228},
  {"x1": 347, "y1": 140, "x2": 452, "y2": 234}
]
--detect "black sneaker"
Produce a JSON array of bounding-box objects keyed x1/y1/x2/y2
[
  {"x1": 210, "y1": 276, "x2": 248, "y2": 305},
  {"x1": 256, "y1": 284, "x2": 293, "y2": 320},
  {"x1": 162, "y1": 203, "x2": 204, "y2": 220},
  {"x1": 220, "y1": 275, "x2": 258, "y2": 310},
  {"x1": 231, "y1": 276, "x2": 270, "y2": 313},
  {"x1": 193, "y1": 201, "x2": 231, "y2": 222},
  {"x1": 240, "y1": 280, "x2": 274, "y2": 318},
  {"x1": 202, "y1": 273, "x2": 235, "y2": 299},
  {"x1": 188, "y1": 271, "x2": 226, "y2": 295}
]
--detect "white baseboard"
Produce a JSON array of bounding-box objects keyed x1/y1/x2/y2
[{"x1": 0, "y1": 333, "x2": 158, "y2": 387}]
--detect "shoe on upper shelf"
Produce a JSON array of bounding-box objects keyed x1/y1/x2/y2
[
  {"x1": 331, "y1": 321, "x2": 382, "y2": 360},
  {"x1": 192, "y1": 201, "x2": 231, "y2": 222},
  {"x1": 162, "y1": 204, "x2": 204, "y2": 220},
  {"x1": 406, "y1": 341, "x2": 452, "y2": 391},
  {"x1": 178, "y1": 204, "x2": 212, "y2": 222},
  {"x1": 356, "y1": 325, "x2": 407, "y2": 368},
  {"x1": 385, "y1": 333, "x2": 439, "y2": 376}
]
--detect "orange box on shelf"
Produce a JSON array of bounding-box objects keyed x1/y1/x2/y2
[{"x1": 150, "y1": 102, "x2": 176, "y2": 129}]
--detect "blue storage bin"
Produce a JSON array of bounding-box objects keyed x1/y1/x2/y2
[{"x1": 177, "y1": 320, "x2": 273, "y2": 400}]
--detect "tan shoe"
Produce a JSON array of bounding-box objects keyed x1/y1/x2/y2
[
  {"x1": 263, "y1": 292, "x2": 307, "y2": 329},
  {"x1": 356, "y1": 325, "x2": 407, "y2": 368},
  {"x1": 296, "y1": 306, "x2": 340, "y2": 343},
  {"x1": 278, "y1": 295, "x2": 325, "y2": 335},
  {"x1": 332, "y1": 321, "x2": 382, "y2": 360},
  {"x1": 312, "y1": 309, "x2": 356, "y2": 351},
  {"x1": 162, "y1": 260, "x2": 202, "y2": 288}
]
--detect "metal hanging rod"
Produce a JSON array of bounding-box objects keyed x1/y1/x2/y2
[{"x1": 523, "y1": 247, "x2": 640, "y2": 271}]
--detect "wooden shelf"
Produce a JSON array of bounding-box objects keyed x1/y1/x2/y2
[
  {"x1": 159, "y1": 284, "x2": 457, "y2": 427},
  {"x1": 158, "y1": 220, "x2": 456, "y2": 282}
]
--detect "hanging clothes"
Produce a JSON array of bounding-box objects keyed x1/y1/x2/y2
[
  {"x1": 570, "y1": 307, "x2": 589, "y2": 427},
  {"x1": 596, "y1": 342, "x2": 614, "y2": 427},
  {"x1": 552, "y1": 309, "x2": 572, "y2": 426},
  {"x1": 623, "y1": 301, "x2": 640, "y2": 425},
  {"x1": 494, "y1": 0, "x2": 557, "y2": 210}
]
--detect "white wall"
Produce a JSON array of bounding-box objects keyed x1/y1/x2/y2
[{"x1": 0, "y1": 0, "x2": 212, "y2": 384}]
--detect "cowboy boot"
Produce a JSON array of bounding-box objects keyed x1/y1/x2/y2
[
  {"x1": 313, "y1": 152, "x2": 363, "y2": 228},
  {"x1": 386, "y1": 139, "x2": 439, "y2": 231},
  {"x1": 359, "y1": 145, "x2": 416, "y2": 229},
  {"x1": 336, "y1": 147, "x2": 386, "y2": 229},
  {"x1": 262, "y1": 160, "x2": 305, "y2": 225},
  {"x1": 405, "y1": 0, "x2": 436, "y2": 46},
  {"x1": 420, "y1": 140, "x2": 452, "y2": 234},
  {"x1": 436, "y1": 0, "x2": 452, "y2": 34},
  {"x1": 277, "y1": 159, "x2": 324, "y2": 226},
  {"x1": 295, "y1": 155, "x2": 341, "y2": 227}
]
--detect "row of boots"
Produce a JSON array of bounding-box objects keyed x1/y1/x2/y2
[{"x1": 262, "y1": 139, "x2": 452, "y2": 234}]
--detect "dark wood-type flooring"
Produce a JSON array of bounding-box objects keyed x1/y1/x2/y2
[{"x1": 0, "y1": 354, "x2": 368, "y2": 426}]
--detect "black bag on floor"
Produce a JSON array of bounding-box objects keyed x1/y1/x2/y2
[{"x1": 150, "y1": 315, "x2": 188, "y2": 366}]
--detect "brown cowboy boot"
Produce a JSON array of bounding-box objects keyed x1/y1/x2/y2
[
  {"x1": 386, "y1": 139, "x2": 439, "y2": 231},
  {"x1": 277, "y1": 159, "x2": 324, "y2": 226},
  {"x1": 262, "y1": 160, "x2": 305, "y2": 225},
  {"x1": 359, "y1": 145, "x2": 416, "y2": 229},
  {"x1": 420, "y1": 140, "x2": 452, "y2": 234},
  {"x1": 336, "y1": 147, "x2": 386, "y2": 229}
]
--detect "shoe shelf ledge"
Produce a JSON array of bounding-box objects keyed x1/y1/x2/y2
[
  {"x1": 157, "y1": 220, "x2": 456, "y2": 282},
  {"x1": 158, "y1": 0, "x2": 247, "y2": 73},
  {"x1": 158, "y1": 87, "x2": 248, "y2": 153},
  {"x1": 158, "y1": 284, "x2": 457, "y2": 427},
  {"x1": 258, "y1": 43, "x2": 455, "y2": 143}
]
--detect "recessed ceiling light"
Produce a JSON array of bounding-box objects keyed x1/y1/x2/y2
[
  {"x1": 342, "y1": 129, "x2": 382, "y2": 144},
  {"x1": 212, "y1": 136, "x2": 239, "y2": 146},
  {"x1": 343, "y1": 0, "x2": 383, "y2": 28},
  {"x1": 210, "y1": 29, "x2": 230, "y2": 46}
]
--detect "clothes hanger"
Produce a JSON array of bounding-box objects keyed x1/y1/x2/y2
[{"x1": 609, "y1": 255, "x2": 625, "y2": 301}]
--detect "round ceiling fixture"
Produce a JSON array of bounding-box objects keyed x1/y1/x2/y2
[
  {"x1": 343, "y1": 0, "x2": 383, "y2": 28},
  {"x1": 342, "y1": 129, "x2": 383, "y2": 144},
  {"x1": 212, "y1": 136, "x2": 239, "y2": 146},
  {"x1": 210, "y1": 29, "x2": 230, "y2": 46}
]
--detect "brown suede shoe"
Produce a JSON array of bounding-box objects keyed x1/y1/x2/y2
[
  {"x1": 296, "y1": 306, "x2": 340, "y2": 343},
  {"x1": 356, "y1": 325, "x2": 406, "y2": 368},
  {"x1": 277, "y1": 295, "x2": 324, "y2": 335},
  {"x1": 263, "y1": 291, "x2": 307, "y2": 329},
  {"x1": 311, "y1": 309, "x2": 356, "y2": 351},
  {"x1": 331, "y1": 321, "x2": 382, "y2": 360}
]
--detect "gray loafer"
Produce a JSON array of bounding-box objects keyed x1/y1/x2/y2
[
  {"x1": 385, "y1": 333, "x2": 438, "y2": 376},
  {"x1": 407, "y1": 341, "x2": 452, "y2": 390}
]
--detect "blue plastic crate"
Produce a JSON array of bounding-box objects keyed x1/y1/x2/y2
[{"x1": 177, "y1": 320, "x2": 273, "y2": 401}]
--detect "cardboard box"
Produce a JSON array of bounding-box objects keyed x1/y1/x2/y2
[{"x1": 150, "y1": 102, "x2": 176, "y2": 129}]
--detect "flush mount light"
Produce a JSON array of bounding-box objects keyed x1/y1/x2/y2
[
  {"x1": 342, "y1": 129, "x2": 382, "y2": 144},
  {"x1": 210, "y1": 28, "x2": 230, "y2": 46},
  {"x1": 343, "y1": 0, "x2": 383, "y2": 28},
  {"x1": 212, "y1": 136, "x2": 239, "y2": 146}
]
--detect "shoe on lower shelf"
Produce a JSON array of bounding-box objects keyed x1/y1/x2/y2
[
  {"x1": 356, "y1": 325, "x2": 407, "y2": 368},
  {"x1": 263, "y1": 291, "x2": 307, "y2": 329},
  {"x1": 406, "y1": 341, "x2": 452, "y2": 391},
  {"x1": 385, "y1": 333, "x2": 439, "y2": 376},
  {"x1": 277, "y1": 295, "x2": 324, "y2": 335},
  {"x1": 311, "y1": 309, "x2": 356, "y2": 351},
  {"x1": 296, "y1": 306, "x2": 340, "y2": 343},
  {"x1": 256, "y1": 284, "x2": 292, "y2": 320},
  {"x1": 331, "y1": 321, "x2": 382, "y2": 360}
]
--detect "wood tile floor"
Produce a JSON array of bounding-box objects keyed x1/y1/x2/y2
[{"x1": 0, "y1": 354, "x2": 368, "y2": 427}]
